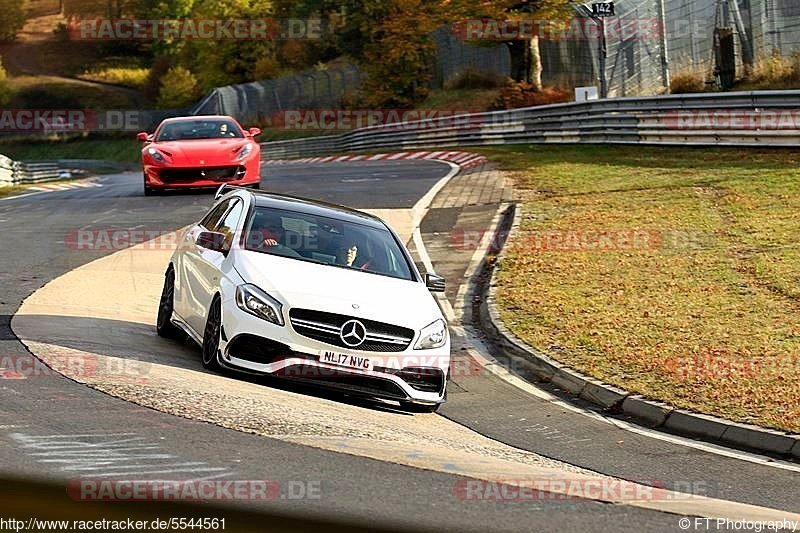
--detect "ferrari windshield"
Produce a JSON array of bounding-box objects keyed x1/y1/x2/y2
[
  {"x1": 155, "y1": 119, "x2": 244, "y2": 141},
  {"x1": 243, "y1": 207, "x2": 415, "y2": 281}
]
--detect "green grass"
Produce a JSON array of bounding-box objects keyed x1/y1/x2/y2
[
  {"x1": 0, "y1": 136, "x2": 140, "y2": 164},
  {"x1": 479, "y1": 144, "x2": 800, "y2": 432},
  {"x1": 0, "y1": 184, "x2": 30, "y2": 198},
  {"x1": 8, "y1": 75, "x2": 140, "y2": 109},
  {"x1": 257, "y1": 128, "x2": 341, "y2": 142}
]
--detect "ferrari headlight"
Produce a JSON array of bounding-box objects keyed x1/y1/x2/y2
[
  {"x1": 235, "y1": 143, "x2": 253, "y2": 161},
  {"x1": 235, "y1": 284, "x2": 284, "y2": 326},
  {"x1": 414, "y1": 319, "x2": 447, "y2": 350},
  {"x1": 147, "y1": 147, "x2": 166, "y2": 163}
]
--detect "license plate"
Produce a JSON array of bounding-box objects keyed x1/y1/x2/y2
[{"x1": 320, "y1": 351, "x2": 373, "y2": 371}]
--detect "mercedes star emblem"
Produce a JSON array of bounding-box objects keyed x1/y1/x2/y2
[{"x1": 340, "y1": 319, "x2": 366, "y2": 347}]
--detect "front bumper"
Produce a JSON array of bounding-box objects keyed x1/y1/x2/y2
[
  {"x1": 218, "y1": 303, "x2": 450, "y2": 405},
  {"x1": 144, "y1": 162, "x2": 260, "y2": 189}
]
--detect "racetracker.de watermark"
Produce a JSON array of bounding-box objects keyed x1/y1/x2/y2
[
  {"x1": 269, "y1": 109, "x2": 483, "y2": 131},
  {"x1": 452, "y1": 18, "x2": 663, "y2": 41},
  {"x1": 450, "y1": 228, "x2": 664, "y2": 252},
  {"x1": 453, "y1": 478, "x2": 709, "y2": 502},
  {"x1": 0, "y1": 353, "x2": 148, "y2": 382},
  {"x1": 66, "y1": 17, "x2": 326, "y2": 40},
  {"x1": 0, "y1": 109, "x2": 180, "y2": 133},
  {"x1": 663, "y1": 110, "x2": 800, "y2": 130},
  {"x1": 452, "y1": 18, "x2": 715, "y2": 41},
  {"x1": 67, "y1": 479, "x2": 321, "y2": 501}
]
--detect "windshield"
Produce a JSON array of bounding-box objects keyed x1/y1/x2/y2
[
  {"x1": 243, "y1": 207, "x2": 415, "y2": 281},
  {"x1": 155, "y1": 119, "x2": 243, "y2": 141}
]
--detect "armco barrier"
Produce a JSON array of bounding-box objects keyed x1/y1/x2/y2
[
  {"x1": 259, "y1": 91, "x2": 800, "y2": 160},
  {"x1": 0, "y1": 156, "x2": 62, "y2": 186}
]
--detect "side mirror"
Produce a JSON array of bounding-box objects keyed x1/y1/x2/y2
[
  {"x1": 425, "y1": 273, "x2": 446, "y2": 292},
  {"x1": 195, "y1": 231, "x2": 228, "y2": 253},
  {"x1": 137, "y1": 132, "x2": 150, "y2": 142},
  {"x1": 248, "y1": 127, "x2": 261, "y2": 137}
]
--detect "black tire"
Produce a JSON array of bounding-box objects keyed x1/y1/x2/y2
[
  {"x1": 201, "y1": 296, "x2": 223, "y2": 371},
  {"x1": 156, "y1": 268, "x2": 182, "y2": 339},
  {"x1": 144, "y1": 185, "x2": 155, "y2": 196},
  {"x1": 249, "y1": 182, "x2": 261, "y2": 190}
]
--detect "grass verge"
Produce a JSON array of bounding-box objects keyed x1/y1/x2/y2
[
  {"x1": 479, "y1": 144, "x2": 800, "y2": 433},
  {"x1": 0, "y1": 136, "x2": 141, "y2": 164}
]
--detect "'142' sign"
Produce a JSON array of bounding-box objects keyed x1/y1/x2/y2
[{"x1": 592, "y1": 2, "x2": 615, "y2": 17}]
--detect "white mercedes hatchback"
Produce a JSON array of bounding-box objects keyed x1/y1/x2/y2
[{"x1": 157, "y1": 186, "x2": 450, "y2": 412}]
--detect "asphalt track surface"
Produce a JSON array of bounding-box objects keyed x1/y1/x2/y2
[{"x1": 0, "y1": 161, "x2": 796, "y2": 532}]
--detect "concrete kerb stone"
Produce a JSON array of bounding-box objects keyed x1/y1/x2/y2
[{"x1": 621, "y1": 396, "x2": 674, "y2": 428}]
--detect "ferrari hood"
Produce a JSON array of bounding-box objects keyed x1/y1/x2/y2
[{"x1": 153, "y1": 139, "x2": 250, "y2": 165}]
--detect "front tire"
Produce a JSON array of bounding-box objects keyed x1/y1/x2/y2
[
  {"x1": 201, "y1": 296, "x2": 223, "y2": 371},
  {"x1": 156, "y1": 268, "x2": 182, "y2": 339}
]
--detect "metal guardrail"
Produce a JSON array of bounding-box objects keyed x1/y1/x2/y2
[
  {"x1": 0, "y1": 155, "x2": 63, "y2": 186},
  {"x1": 260, "y1": 91, "x2": 800, "y2": 160}
]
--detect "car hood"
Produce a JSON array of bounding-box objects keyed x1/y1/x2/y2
[
  {"x1": 152, "y1": 139, "x2": 250, "y2": 165},
  {"x1": 232, "y1": 250, "x2": 443, "y2": 330}
]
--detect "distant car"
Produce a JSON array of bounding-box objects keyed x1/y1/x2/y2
[
  {"x1": 156, "y1": 186, "x2": 450, "y2": 412},
  {"x1": 138, "y1": 116, "x2": 261, "y2": 196}
]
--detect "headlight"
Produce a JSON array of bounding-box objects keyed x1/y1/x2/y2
[
  {"x1": 235, "y1": 284, "x2": 284, "y2": 326},
  {"x1": 235, "y1": 143, "x2": 253, "y2": 161},
  {"x1": 147, "y1": 147, "x2": 166, "y2": 163},
  {"x1": 414, "y1": 319, "x2": 447, "y2": 350}
]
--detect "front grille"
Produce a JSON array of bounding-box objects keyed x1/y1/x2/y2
[
  {"x1": 159, "y1": 165, "x2": 245, "y2": 183},
  {"x1": 289, "y1": 309, "x2": 414, "y2": 352}
]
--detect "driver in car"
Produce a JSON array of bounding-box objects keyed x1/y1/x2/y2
[
  {"x1": 261, "y1": 223, "x2": 284, "y2": 247},
  {"x1": 247, "y1": 219, "x2": 301, "y2": 258},
  {"x1": 337, "y1": 241, "x2": 372, "y2": 270}
]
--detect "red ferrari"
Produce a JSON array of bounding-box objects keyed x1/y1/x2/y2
[{"x1": 138, "y1": 115, "x2": 261, "y2": 196}]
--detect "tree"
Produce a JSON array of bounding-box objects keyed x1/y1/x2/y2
[
  {"x1": 271, "y1": 0, "x2": 444, "y2": 107},
  {"x1": 0, "y1": 57, "x2": 12, "y2": 105},
  {"x1": 0, "y1": 0, "x2": 26, "y2": 42},
  {"x1": 449, "y1": 0, "x2": 574, "y2": 90},
  {"x1": 157, "y1": 66, "x2": 200, "y2": 108}
]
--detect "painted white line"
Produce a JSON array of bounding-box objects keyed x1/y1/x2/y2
[
  {"x1": 10, "y1": 432, "x2": 234, "y2": 478},
  {"x1": 15, "y1": 192, "x2": 48, "y2": 198},
  {"x1": 387, "y1": 152, "x2": 409, "y2": 160}
]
